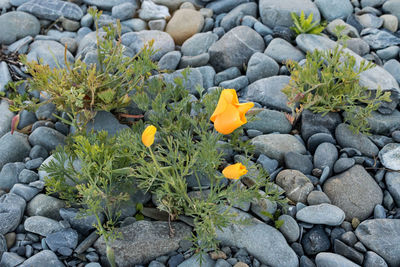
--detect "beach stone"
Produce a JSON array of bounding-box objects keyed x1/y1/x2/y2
[
  {"x1": 0, "y1": 100, "x2": 13, "y2": 139},
  {"x1": 220, "y1": 2, "x2": 257, "y2": 31},
  {"x1": 27, "y1": 194, "x2": 65, "y2": 220},
  {"x1": 242, "y1": 76, "x2": 291, "y2": 112},
  {"x1": 28, "y1": 127, "x2": 66, "y2": 152},
  {"x1": 94, "y1": 221, "x2": 192, "y2": 266},
  {"x1": 307, "y1": 133, "x2": 336, "y2": 153},
  {"x1": 364, "y1": 251, "x2": 389, "y2": 267},
  {"x1": 139, "y1": 0, "x2": 169, "y2": 21},
  {"x1": 215, "y1": 67, "x2": 241, "y2": 85},
  {"x1": 361, "y1": 28, "x2": 400, "y2": 49},
  {"x1": 17, "y1": 0, "x2": 83, "y2": 21},
  {"x1": 18, "y1": 169, "x2": 39, "y2": 184},
  {"x1": 122, "y1": 18, "x2": 147, "y2": 31},
  {"x1": 196, "y1": 66, "x2": 216, "y2": 90},
  {"x1": 60, "y1": 208, "x2": 102, "y2": 235},
  {"x1": 376, "y1": 46, "x2": 399, "y2": 60},
  {"x1": 323, "y1": 165, "x2": 383, "y2": 221},
  {"x1": 0, "y1": 193, "x2": 26, "y2": 235},
  {"x1": 0, "y1": 252, "x2": 25, "y2": 267},
  {"x1": 385, "y1": 172, "x2": 400, "y2": 206},
  {"x1": 121, "y1": 30, "x2": 174, "y2": 61},
  {"x1": 276, "y1": 169, "x2": 314, "y2": 204},
  {"x1": 83, "y1": 0, "x2": 136, "y2": 10},
  {"x1": 302, "y1": 225, "x2": 331, "y2": 255},
  {"x1": 208, "y1": 26, "x2": 265, "y2": 72},
  {"x1": 296, "y1": 204, "x2": 345, "y2": 226},
  {"x1": 381, "y1": 14, "x2": 398, "y2": 32},
  {"x1": 265, "y1": 38, "x2": 305, "y2": 64},
  {"x1": 284, "y1": 152, "x2": 313, "y2": 175},
  {"x1": 307, "y1": 191, "x2": 331, "y2": 205},
  {"x1": 278, "y1": 215, "x2": 300, "y2": 243},
  {"x1": 181, "y1": 32, "x2": 218, "y2": 57},
  {"x1": 251, "y1": 134, "x2": 306, "y2": 163},
  {"x1": 357, "y1": 13, "x2": 383, "y2": 28},
  {"x1": 244, "y1": 109, "x2": 292, "y2": 134},
  {"x1": 156, "y1": 68, "x2": 203, "y2": 96},
  {"x1": 26, "y1": 40, "x2": 74, "y2": 69},
  {"x1": 0, "y1": 132, "x2": 31, "y2": 170},
  {"x1": 315, "y1": 252, "x2": 361, "y2": 267},
  {"x1": 333, "y1": 158, "x2": 355, "y2": 173},
  {"x1": 46, "y1": 228, "x2": 78, "y2": 251},
  {"x1": 383, "y1": 0, "x2": 400, "y2": 21},
  {"x1": 10, "y1": 183, "x2": 40, "y2": 201},
  {"x1": 148, "y1": 19, "x2": 166, "y2": 31},
  {"x1": 216, "y1": 208, "x2": 298, "y2": 267},
  {"x1": 24, "y1": 216, "x2": 63, "y2": 236},
  {"x1": 205, "y1": 0, "x2": 249, "y2": 14},
  {"x1": 313, "y1": 143, "x2": 338, "y2": 176},
  {"x1": 367, "y1": 110, "x2": 400, "y2": 135},
  {"x1": 0, "y1": 11, "x2": 39, "y2": 45},
  {"x1": 301, "y1": 109, "x2": 342, "y2": 141},
  {"x1": 259, "y1": 0, "x2": 320, "y2": 28},
  {"x1": 379, "y1": 143, "x2": 400, "y2": 171},
  {"x1": 335, "y1": 123, "x2": 379, "y2": 157},
  {"x1": 355, "y1": 219, "x2": 400, "y2": 266},
  {"x1": 158, "y1": 51, "x2": 181, "y2": 71},
  {"x1": 111, "y1": 2, "x2": 136, "y2": 20},
  {"x1": 0, "y1": 62, "x2": 12, "y2": 93},
  {"x1": 165, "y1": 9, "x2": 204, "y2": 45},
  {"x1": 316, "y1": 0, "x2": 353, "y2": 21},
  {"x1": 19, "y1": 250, "x2": 64, "y2": 267},
  {"x1": 178, "y1": 254, "x2": 214, "y2": 267},
  {"x1": 246, "y1": 52, "x2": 279, "y2": 83},
  {"x1": 179, "y1": 53, "x2": 210, "y2": 68}
]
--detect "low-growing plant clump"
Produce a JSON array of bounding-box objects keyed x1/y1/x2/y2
[{"x1": 290, "y1": 11, "x2": 326, "y2": 36}]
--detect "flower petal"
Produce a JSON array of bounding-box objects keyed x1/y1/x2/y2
[
  {"x1": 142, "y1": 125, "x2": 157, "y2": 147},
  {"x1": 222, "y1": 163, "x2": 248, "y2": 180}
]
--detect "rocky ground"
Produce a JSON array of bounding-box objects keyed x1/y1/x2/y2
[{"x1": 0, "y1": 0, "x2": 400, "y2": 266}]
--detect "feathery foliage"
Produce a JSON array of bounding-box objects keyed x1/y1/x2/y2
[{"x1": 290, "y1": 11, "x2": 326, "y2": 36}]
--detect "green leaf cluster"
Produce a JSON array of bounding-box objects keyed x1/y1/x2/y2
[
  {"x1": 290, "y1": 11, "x2": 326, "y2": 36},
  {"x1": 282, "y1": 44, "x2": 392, "y2": 133}
]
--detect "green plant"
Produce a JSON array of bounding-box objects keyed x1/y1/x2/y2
[
  {"x1": 282, "y1": 44, "x2": 392, "y2": 133},
  {"x1": 290, "y1": 11, "x2": 326, "y2": 35},
  {"x1": 19, "y1": 8, "x2": 157, "y2": 132}
]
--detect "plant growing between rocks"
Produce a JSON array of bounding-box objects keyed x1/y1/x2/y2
[{"x1": 290, "y1": 11, "x2": 326, "y2": 36}]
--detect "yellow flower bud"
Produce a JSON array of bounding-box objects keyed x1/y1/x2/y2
[
  {"x1": 222, "y1": 163, "x2": 248, "y2": 180},
  {"x1": 142, "y1": 125, "x2": 156, "y2": 147}
]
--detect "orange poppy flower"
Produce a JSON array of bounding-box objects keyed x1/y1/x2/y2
[
  {"x1": 142, "y1": 125, "x2": 157, "y2": 147},
  {"x1": 210, "y1": 89, "x2": 254, "y2": 135},
  {"x1": 222, "y1": 163, "x2": 248, "y2": 180}
]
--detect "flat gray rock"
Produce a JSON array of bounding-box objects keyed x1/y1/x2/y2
[
  {"x1": 27, "y1": 194, "x2": 65, "y2": 220},
  {"x1": 24, "y1": 216, "x2": 63, "y2": 236},
  {"x1": 296, "y1": 203, "x2": 345, "y2": 226},
  {"x1": 0, "y1": 132, "x2": 31, "y2": 170},
  {"x1": 181, "y1": 32, "x2": 218, "y2": 57},
  {"x1": 367, "y1": 110, "x2": 400, "y2": 135},
  {"x1": 385, "y1": 171, "x2": 400, "y2": 206},
  {"x1": 94, "y1": 220, "x2": 192, "y2": 266},
  {"x1": 0, "y1": 193, "x2": 26, "y2": 235},
  {"x1": 0, "y1": 100, "x2": 14, "y2": 138},
  {"x1": 17, "y1": 0, "x2": 83, "y2": 21},
  {"x1": 246, "y1": 52, "x2": 279, "y2": 83},
  {"x1": 244, "y1": 109, "x2": 292, "y2": 134},
  {"x1": 315, "y1": 0, "x2": 353, "y2": 21},
  {"x1": 83, "y1": 0, "x2": 136, "y2": 10},
  {"x1": 19, "y1": 250, "x2": 64, "y2": 267},
  {"x1": 26, "y1": 40, "x2": 74, "y2": 69},
  {"x1": 355, "y1": 219, "x2": 400, "y2": 266},
  {"x1": 296, "y1": 34, "x2": 400, "y2": 94},
  {"x1": 361, "y1": 28, "x2": 400, "y2": 50},
  {"x1": 276, "y1": 169, "x2": 314, "y2": 204},
  {"x1": 265, "y1": 38, "x2": 305, "y2": 64},
  {"x1": 315, "y1": 252, "x2": 361, "y2": 267},
  {"x1": 0, "y1": 11, "x2": 40, "y2": 45},
  {"x1": 28, "y1": 127, "x2": 66, "y2": 153}
]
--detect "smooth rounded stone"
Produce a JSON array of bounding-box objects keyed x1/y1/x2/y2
[
  {"x1": 17, "y1": 0, "x2": 83, "y2": 21},
  {"x1": 208, "y1": 26, "x2": 265, "y2": 72},
  {"x1": 60, "y1": 208, "x2": 102, "y2": 235},
  {"x1": 276, "y1": 169, "x2": 314, "y2": 204},
  {"x1": 214, "y1": 67, "x2": 241, "y2": 85},
  {"x1": 26, "y1": 40, "x2": 74, "y2": 69},
  {"x1": 0, "y1": 0, "x2": 10, "y2": 9},
  {"x1": 376, "y1": 46, "x2": 400, "y2": 60},
  {"x1": 265, "y1": 38, "x2": 305, "y2": 64},
  {"x1": 205, "y1": 0, "x2": 249, "y2": 15},
  {"x1": 297, "y1": 204, "x2": 345, "y2": 226},
  {"x1": 364, "y1": 251, "x2": 389, "y2": 267},
  {"x1": 357, "y1": 13, "x2": 383, "y2": 28},
  {"x1": 295, "y1": 34, "x2": 400, "y2": 94},
  {"x1": 284, "y1": 152, "x2": 313, "y2": 175},
  {"x1": 60, "y1": 18, "x2": 80, "y2": 32},
  {"x1": 85, "y1": 263, "x2": 102, "y2": 267},
  {"x1": 251, "y1": 196, "x2": 277, "y2": 223},
  {"x1": 19, "y1": 250, "x2": 64, "y2": 267},
  {"x1": 165, "y1": 9, "x2": 203, "y2": 45},
  {"x1": 254, "y1": 22, "x2": 273, "y2": 37},
  {"x1": 301, "y1": 110, "x2": 342, "y2": 142},
  {"x1": 45, "y1": 228, "x2": 78, "y2": 251},
  {"x1": 302, "y1": 225, "x2": 331, "y2": 255},
  {"x1": 181, "y1": 32, "x2": 218, "y2": 57},
  {"x1": 27, "y1": 194, "x2": 65, "y2": 220},
  {"x1": 80, "y1": 13, "x2": 93, "y2": 28},
  {"x1": 59, "y1": 37, "x2": 77, "y2": 54},
  {"x1": 18, "y1": 169, "x2": 39, "y2": 184},
  {"x1": 28, "y1": 127, "x2": 66, "y2": 153},
  {"x1": 0, "y1": 11, "x2": 40, "y2": 45},
  {"x1": 323, "y1": 165, "x2": 383, "y2": 221},
  {"x1": 251, "y1": 134, "x2": 306, "y2": 164},
  {"x1": 0, "y1": 62, "x2": 12, "y2": 93},
  {"x1": 121, "y1": 30, "x2": 174, "y2": 61},
  {"x1": 246, "y1": 52, "x2": 279, "y2": 83},
  {"x1": 94, "y1": 221, "x2": 191, "y2": 266},
  {"x1": 307, "y1": 133, "x2": 336, "y2": 153},
  {"x1": 177, "y1": 253, "x2": 214, "y2": 267},
  {"x1": 393, "y1": 130, "x2": 400, "y2": 142},
  {"x1": 386, "y1": 171, "x2": 400, "y2": 206},
  {"x1": 259, "y1": 0, "x2": 320, "y2": 28},
  {"x1": 307, "y1": 191, "x2": 331, "y2": 205},
  {"x1": 154, "y1": 68, "x2": 203, "y2": 96},
  {"x1": 196, "y1": 66, "x2": 216, "y2": 90},
  {"x1": 158, "y1": 51, "x2": 181, "y2": 71},
  {"x1": 367, "y1": 109, "x2": 400, "y2": 135},
  {"x1": 216, "y1": 208, "x2": 298, "y2": 267},
  {"x1": 0, "y1": 193, "x2": 26, "y2": 235},
  {"x1": 339, "y1": 38, "x2": 369, "y2": 56},
  {"x1": 242, "y1": 76, "x2": 291, "y2": 112},
  {"x1": 122, "y1": 18, "x2": 147, "y2": 32},
  {"x1": 24, "y1": 216, "x2": 63, "y2": 237},
  {"x1": 178, "y1": 53, "x2": 209, "y2": 68},
  {"x1": 29, "y1": 145, "x2": 48, "y2": 160},
  {"x1": 361, "y1": 28, "x2": 400, "y2": 50},
  {"x1": 10, "y1": 184, "x2": 40, "y2": 201},
  {"x1": 379, "y1": 143, "x2": 400, "y2": 171},
  {"x1": 220, "y1": 2, "x2": 257, "y2": 31},
  {"x1": 0, "y1": 162, "x2": 25, "y2": 191},
  {"x1": 278, "y1": 215, "x2": 300, "y2": 243},
  {"x1": 335, "y1": 239, "x2": 365, "y2": 264},
  {"x1": 148, "y1": 19, "x2": 166, "y2": 31},
  {"x1": 82, "y1": 0, "x2": 136, "y2": 10},
  {"x1": 111, "y1": 2, "x2": 136, "y2": 20},
  {"x1": 335, "y1": 123, "x2": 379, "y2": 158},
  {"x1": 219, "y1": 76, "x2": 248, "y2": 90},
  {"x1": 25, "y1": 158, "x2": 43, "y2": 170},
  {"x1": 0, "y1": 252, "x2": 25, "y2": 266},
  {"x1": 0, "y1": 101, "x2": 13, "y2": 138},
  {"x1": 257, "y1": 154, "x2": 279, "y2": 174},
  {"x1": 241, "y1": 15, "x2": 258, "y2": 28},
  {"x1": 383, "y1": 0, "x2": 400, "y2": 21},
  {"x1": 355, "y1": 219, "x2": 400, "y2": 266},
  {"x1": 140, "y1": 1, "x2": 169, "y2": 21},
  {"x1": 381, "y1": 14, "x2": 398, "y2": 32},
  {"x1": 333, "y1": 158, "x2": 355, "y2": 173},
  {"x1": 315, "y1": 252, "x2": 360, "y2": 267},
  {"x1": 313, "y1": 142, "x2": 338, "y2": 175},
  {"x1": 374, "y1": 204, "x2": 386, "y2": 219},
  {"x1": 384, "y1": 59, "x2": 400, "y2": 84},
  {"x1": 315, "y1": 0, "x2": 353, "y2": 21}
]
